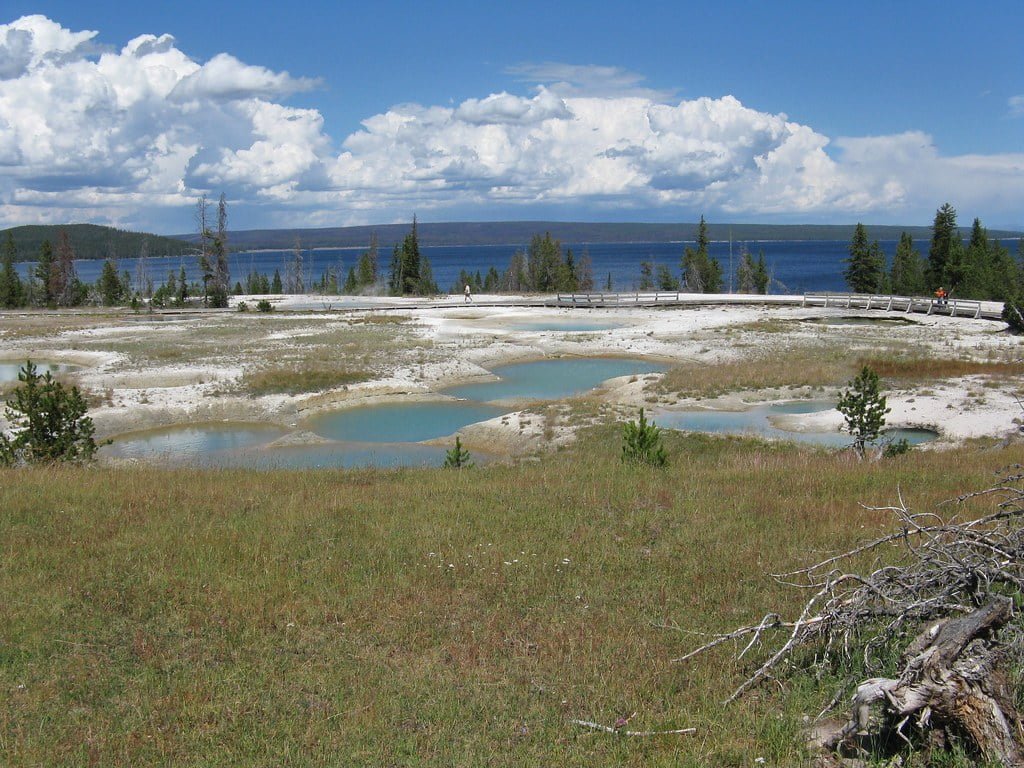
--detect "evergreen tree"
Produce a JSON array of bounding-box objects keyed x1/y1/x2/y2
[
  {"x1": 680, "y1": 215, "x2": 722, "y2": 292},
  {"x1": 502, "y1": 250, "x2": 528, "y2": 292},
  {"x1": 0, "y1": 361, "x2": 99, "y2": 465},
  {"x1": 928, "y1": 203, "x2": 959, "y2": 288},
  {"x1": 271, "y1": 269, "x2": 283, "y2": 294},
  {"x1": 0, "y1": 232, "x2": 24, "y2": 308},
  {"x1": 98, "y1": 259, "x2": 123, "y2": 306},
  {"x1": 400, "y1": 217, "x2": 422, "y2": 294},
  {"x1": 621, "y1": 409, "x2": 667, "y2": 467},
  {"x1": 443, "y1": 436, "x2": 473, "y2": 469},
  {"x1": 526, "y1": 232, "x2": 561, "y2": 292},
  {"x1": 35, "y1": 240, "x2": 55, "y2": 306},
  {"x1": 754, "y1": 252, "x2": 769, "y2": 294},
  {"x1": 483, "y1": 266, "x2": 501, "y2": 292},
  {"x1": 606, "y1": 272, "x2": 613, "y2": 291},
  {"x1": 656, "y1": 264, "x2": 679, "y2": 290},
  {"x1": 638, "y1": 260, "x2": 654, "y2": 290},
  {"x1": 177, "y1": 266, "x2": 188, "y2": 305},
  {"x1": 890, "y1": 232, "x2": 926, "y2": 295},
  {"x1": 837, "y1": 365, "x2": 890, "y2": 459},
  {"x1": 208, "y1": 193, "x2": 230, "y2": 308},
  {"x1": 344, "y1": 267, "x2": 358, "y2": 294},
  {"x1": 844, "y1": 223, "x2": 885, "y2": 293},
  {"x1": 736, "y1": 245, "x2": 756, "y2": 293},
  {"x1": 356, "y1": 234, "x2": 379, "y2": 289}
]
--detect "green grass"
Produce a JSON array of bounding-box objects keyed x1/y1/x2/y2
[{"x1": 2, "y1": 432, "x2": 1019, "y2": 766}]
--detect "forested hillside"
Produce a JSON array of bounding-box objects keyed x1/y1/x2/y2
[{"x1": 1, "y1": 224, "x2": 193, "y2": 261}]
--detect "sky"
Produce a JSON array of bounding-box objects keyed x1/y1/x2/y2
[{"x1": 0, "y1": 1, "x2": 1022, "y2": 234}]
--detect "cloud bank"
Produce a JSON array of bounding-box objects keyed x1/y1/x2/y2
[{"x1": 0, "y1": 15, "x2": 1021, "y2": 231}]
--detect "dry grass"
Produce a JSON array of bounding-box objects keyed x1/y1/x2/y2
[
  {"x1": 240, "y1": 365, "x2": 372, "y2": 396},
  {"x1": 2, "y1": 434, "x2": 1019, "y2": 766}
]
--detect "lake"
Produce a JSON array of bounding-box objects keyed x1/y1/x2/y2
[{"x1": 20, "y1": 239, "x2": 943, "y2": 296}]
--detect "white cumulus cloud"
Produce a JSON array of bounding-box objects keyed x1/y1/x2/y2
[{"x1": 0, "y1": 17, "x2": 1021, "y2": 231}]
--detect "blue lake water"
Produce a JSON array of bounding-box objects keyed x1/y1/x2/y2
[
  {"x1": 103, "y1": 423, "x2": 286, "y2": 462},
  {"x1": 443, "y1": 358, "x2": 666, "y2": 402},
  {"x1": 18, "y1": 238, "x2": 948, "y2": 296},
  {"x1": 655, "y1": 401, "x2": 938, "y2": 448}
]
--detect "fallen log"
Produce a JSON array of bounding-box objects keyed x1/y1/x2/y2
[{"x1": 817, "y1": 597, "x2": 1023, "y2": 766}]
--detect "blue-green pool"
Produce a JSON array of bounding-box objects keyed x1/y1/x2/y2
[
  {"x1": 655, "y1": 401, "x2": 938, "y2": 448},
  {"x1": 305, "y1": 401, "x2": 506, "y2": 443}
]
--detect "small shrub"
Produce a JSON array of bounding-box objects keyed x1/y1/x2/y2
[
  {"x1": 0, "y1": 361, "x2": 100, "y2": 466},
  {"x1": 1003, "y1": 296, "x2": 1024, "y2": 333},
  {"x1": 256, "y1": 299, "x2": 274, "y2": 313},
  {"x1": 237, "y1": 301, "x2": 249, "y2": 312},
  {"x1": 621, "y1": 408, "x2": 667, "y2": 467},
  {"x1": 882, "y1": 437, "x2": 911, "y2": 458},
  {"x1": 443, "y1": 436, "x2": 473, "y2": 469}
]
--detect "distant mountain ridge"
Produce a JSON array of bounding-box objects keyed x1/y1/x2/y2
[
  {"x1": 174, "y1": 221, "x2": 1023, "y2": 251},
  {"x1": 1, "y1": 224, "x2": 193, "y2": 261}
]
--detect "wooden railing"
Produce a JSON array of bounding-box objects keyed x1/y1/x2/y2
[
  {"x1": 554, "y1": 291, "x2": 682, "y2": 306},
  {"x1": 801, "y1": 292, "x2": 987, "y2": 319}
]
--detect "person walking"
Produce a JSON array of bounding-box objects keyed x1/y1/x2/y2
[{"x1": 464, "y1": 284, "x2": 472, "y2": 303}]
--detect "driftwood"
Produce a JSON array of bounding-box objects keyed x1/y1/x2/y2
[{"x1": 675, "y1": 466, "x2": 1024, "y2": 764}]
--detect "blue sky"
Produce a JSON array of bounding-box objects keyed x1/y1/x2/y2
[{"x1": 1, "y1": 1, "x2": 1021, "y2": 233}]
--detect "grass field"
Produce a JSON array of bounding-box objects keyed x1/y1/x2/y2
[{"x1": 2, "y1": 429, "x2": 1020, "y2": 766}]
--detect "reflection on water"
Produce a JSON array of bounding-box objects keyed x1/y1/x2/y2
[
  {"x1": 443, "y1": 357, "x2": 666, "y2": 402},
  {"x1": 656, "y1": 401, "x2": 938, "y2": 448}
]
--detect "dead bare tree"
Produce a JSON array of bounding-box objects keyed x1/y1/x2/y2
[{"x1": 676, "y1": 466, "x2": 1024, "y2": 765}]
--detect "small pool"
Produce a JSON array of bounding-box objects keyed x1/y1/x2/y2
[
  {"x1": 0, "y1": 361, "x2": 81, "y2": 382},
  {"x1": 443, "y1": 357, "x2": 666, "y2": 402},
  {"x1": 103, "y1": 423, "x2": 287, "y2": 463},
  {"x1": 655, "y1": 401, "x2": 937, "y2": 448},
  {"x1": 305, "y1": 401, "x2": 507, "y2": 443}
]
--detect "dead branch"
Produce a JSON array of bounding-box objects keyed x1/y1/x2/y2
[{"x1": 675, "y1": 464, "x2": 1024, "y2": 763}]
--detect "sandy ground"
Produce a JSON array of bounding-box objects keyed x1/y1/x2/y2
[{"x1": 1, "y1": 294, "x2": 1022, "y2": 459}]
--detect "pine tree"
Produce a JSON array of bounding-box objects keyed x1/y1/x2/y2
[
  {"x1": 928, "y1": 203, "x2": 959, "y2": 288},
  {"x1": 35, "y1": 240, "x2": 55, "y2": 306},
  {"x1": 208, "y1": 193, "x2": 230, "y2": 308},
  {"x1": 754, "y1": 251, "x2": 769, "y2": 294},
  {"x1": 0, "y1": 361, "x2": 99, "y2": 465},
  {"x1": 0, "y1": 232, "x2": 24, "y2": 308},
  {"x1": 638, "y1": 260, "x2": 654, "y2": 290},
  {"x1": 844, "y1": 223, "x2": 885, "y2": 293},
  {"x1": 837, "y1": 366, "x2": 890, "y2": 458},
  {"x1": 271, "y1": 269, "x2": 283, "y2": 294},
  {"x1": 680, "y1": 215, "x2": 722, "y2": 293},
  {"x1": 890, "y1": 232, "x2": 926, "y2": 295},
  {"x1": 621, "y1": 408, "x2": 667, "y2": 467},
  {"x1": 356, "y1": 234, "x2": 378, "y2": 289},
  {"x1": 443, "y1": 436, "x2": 474, "y2": 469},
  {"x1": 98, "y1": 259, "x2": 123, "y2": 306}
]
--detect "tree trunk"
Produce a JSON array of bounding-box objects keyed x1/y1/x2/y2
[{"x1": 819, "y1": 597, "x2": 1023, "y2": 766}]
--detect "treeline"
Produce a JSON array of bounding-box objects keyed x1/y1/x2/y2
[
  {"x1": 844, "y1": 203, "x2": 1024, "y2": 302},
  {"x1": 630, "y1": 216, "x2": 769, "y2": 295},
  {"x1": 0, "y1": 223, "x2": 192, "y2": 260},
  {"x1": 170, "y1": 220, "x2": 1022, "y2": 251}
]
